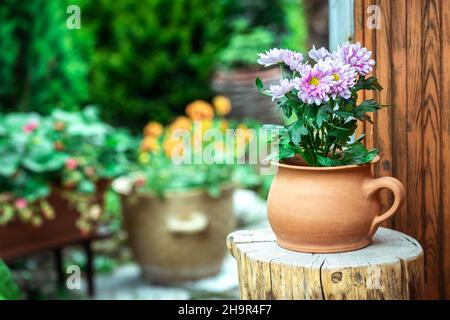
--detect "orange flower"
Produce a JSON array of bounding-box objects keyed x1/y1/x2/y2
[
  {"x1": 163, "y1": 137, "x2": 185, "y2": 158},
  {"x1": 143, "y1": 121, "x2": 164, "y2": 137},
  {"x1": 219, "y1": 119, "x2": 228, "y2": 132},
  {"x1": 140, "y1": 136, "x2": 160, "y2": 152},
  {"x1": 212, "y1": 95, "x2": 232, "y2": 116},
  {"x1": 170, "y1": 116, "x2": 192, "y2": 132},
  {"x1": 186, "y1": 100, "x2": 214, "y2": 121}
]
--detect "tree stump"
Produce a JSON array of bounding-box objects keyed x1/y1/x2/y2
[{"x1": 227, "y1": 227, "x2": 424, "y2": 300}]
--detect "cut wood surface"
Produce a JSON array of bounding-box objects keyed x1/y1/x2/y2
[{"x1": 228, "y1": 228, "x2": 424, "y2": 300}]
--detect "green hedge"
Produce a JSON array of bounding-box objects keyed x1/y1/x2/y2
[
  {"x1": 0, "y1": 0, "x2": 89, "y2": 113},
  {"x1": 80, "y1": 0, "x2": 230, "y2": 128},
  {"x1": 0, "y1": 0, "x2": 306, "y2": 129}
]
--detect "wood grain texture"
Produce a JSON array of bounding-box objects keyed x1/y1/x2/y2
[
  {"x1": 441, "y1": 0, "x2": 450, "y2": 299},
  {"x1": 228, "y1": 228, "x2": 424, "y2": 300},
  {"x1": 354, "y1": 0, "x2": 450, "y2": 299}
]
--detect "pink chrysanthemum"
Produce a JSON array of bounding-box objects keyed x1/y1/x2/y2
[
  {"x1": 308, "y1": 45, "x2": 333, "y2": 62},
  {"x1": 335, "y1": 42, "x2": 375, "y2": 76},
  {"x1": 326, "y1": 58, "x2": 357, "y2": 99},
  {"x1": 293, "y1": 60, "x2": 334, "y2": 105},
  {"x1": 281, "y1": 50, "x2": 304, "y2": 72},
  {"x1": 269, "y1": 79, "x2": 294, "y2": 101}
]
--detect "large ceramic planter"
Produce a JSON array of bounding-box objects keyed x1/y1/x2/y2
[
  {"x1": 0, "y1": 180, "x2": 109, "y2": 260},
  {"x1": 267, "y1": 156, "x2": 405, "y2": 253},
  {"x1": 212, "y1": 67, "x2": 281, "y2": 123},
  {"x1": 117, "y1": 186, "x2": 236, "y2": 283}
]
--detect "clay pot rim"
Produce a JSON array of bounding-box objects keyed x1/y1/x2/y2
[
  {"x1": 135, "y1": 183, "x2": 234, "y2": 199},
  {"x1": 113, "y1": 178, "x2": 234, "y2": 199},
  {"x1": 271, "y1": 155, "x2": 380, "y2": 171}
]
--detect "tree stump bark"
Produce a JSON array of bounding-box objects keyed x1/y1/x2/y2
[{"x1": 227, "y1": 227, "x2": 424, "y2": 300}]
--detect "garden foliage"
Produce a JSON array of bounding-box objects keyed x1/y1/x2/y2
[{"x1": 0, "y1": 0, "x2": 89, "y2": 113}]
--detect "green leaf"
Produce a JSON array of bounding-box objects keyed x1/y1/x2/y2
[
  {"x1": 316, "y1": 104, "x2": 331, "y2": 128},
  {"x1": 353, "y1": 76, "x2": 383, "y2": 92},
  {"x1": 255, "y1": 77, "x2": 264, "y2": 91},
  {"x1": 289, "y1": 120, "x2": 308, "y2": 145},
  {"x1": 277, "y1": 144, "x2": 296, "y2": 160},
  {"x1": 0, "y1": 260, "x2": 20, "y2": 300},
  {"x1": 356, "y1": 100, "x2": 381, "y2": 113},
  {"x1": 77, "y1": 180, "x2": 96, "y2": 194},
  {"x1": 316, "y1": 155, "x2": 334, "y2": 167},
  {"x1": 0, "y1": 153, "x2": 20, "y2": 177}
]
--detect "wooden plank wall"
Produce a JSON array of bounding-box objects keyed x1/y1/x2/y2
[{"x1": 353, "y1": 0, "x2": 450, "y2": 299}]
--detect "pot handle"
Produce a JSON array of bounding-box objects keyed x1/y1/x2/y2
[
  {"x1": 166, "y1": 211, "x2": 209, "y2": 234},
  {"x1": 364, "y1": 177, "x2": 405, "y2": 237}
]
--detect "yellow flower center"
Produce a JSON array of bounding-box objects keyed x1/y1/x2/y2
[
  {"x1": 333, "y1": 73, "x2": 340, "y2": 81},
  {"x1": 310, "y1": 77, "x2": 320, "y2": 86}
]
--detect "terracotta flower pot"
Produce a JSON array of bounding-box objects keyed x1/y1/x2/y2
[{"x1": 267, "y1": 156, "x2": 405, "y2": 253}]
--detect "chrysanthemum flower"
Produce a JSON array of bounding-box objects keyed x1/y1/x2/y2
[
  {"x1": 269, "y1": 79, "x2": 295, "y2": 101},
  {"x1": 293, "y1": 60, "x2": 334, "y2": 105},
  {"x1": 308, "y1": 46, "x2": 333, "y2": 62},
  {"x1": 257, "y1": 48, "x2": 304, "y2": 72},
  {"x1": 281, "y1": 50, "x2": 304, "y2": 72},
  {"x1": 326, "y1": 58, "x2": 357, "y2": 99},
  {"x1": 335, "y1": 42, "x2": 375, "y2": 76},
  {"x1": 257, "y1": 48, "x2": 286, "y2": 67}
]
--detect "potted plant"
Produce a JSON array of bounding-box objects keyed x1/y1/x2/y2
[
  {"x1": 0, "y1": 108, "x2": 135, "y2": 259},
  {"x1": 113, "y1": 96, "x2": 258, "y2": 282},
  {"x1": 256, "y1": 43, "x2": 405, "y2": 253}
]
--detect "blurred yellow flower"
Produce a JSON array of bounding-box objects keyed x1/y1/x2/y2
[
  {"x1": 143, "y1": 121, "x2": 164, "y2": 137},
  {"x1": 212, "y1": 95, "x2": 232, "y2": 116},
  {"x1": 138, "y1": 152, "x2": 150, "y2": 164},
  {"x1": 186, "y1": 100, "x2": 214, "y2": 121},
  {"x1": 164, "y1": 137, "x2": 185, "y2": 158},
  {"x1": 140, "y1": 136, "x2": 160, "y2": 152},
  {"x1": 170, "y1": 116, "x2": 192, "y2": 132}
]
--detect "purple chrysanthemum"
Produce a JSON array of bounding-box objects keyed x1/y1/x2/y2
[
  {"x1": 326, "y1": 58, "x2": 357, "y2": 99},
  {"x1": 257, "y1": 48, "x2": 286, "y2": 67},
  {"x1": 308, "y1": 45, "x2": 333, "y2": 62},
  {"x1": 258, "y1": 48, "x2": 304, "y2": 72},
  {"x1": 269, "y1": 79, "x2": 294, "y2": 101},
  {"x1": 293, "y1": 60, "x2": 334, "y2": 105},
  {"x1": 281, "y1": 50, "x2": 304, "y2": 72},
  {"x1": 335, "y1": 42, "x2": 375, "y2": 76}
]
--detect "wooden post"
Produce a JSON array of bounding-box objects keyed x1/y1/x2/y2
[{"x1": 228, "y1": 228, "x2": 424, "y2": 300}]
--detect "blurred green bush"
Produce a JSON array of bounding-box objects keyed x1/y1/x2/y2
[
  {"x1": 0, "y1": 0, "x2": 89, "y2": 113},
  {"x1": 80, "y1": 0, "x2": 231, "y2": 128},
  {"x1": 0, "y1": 0, "x2": 306, "y2": 129}
]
